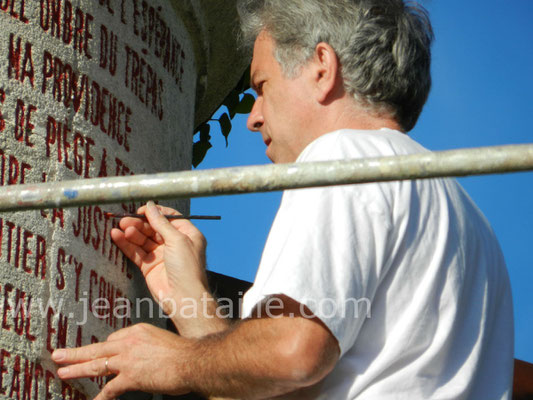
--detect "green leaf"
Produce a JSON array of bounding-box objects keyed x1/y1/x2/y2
[
  {"x1": 198, "y1": 123, "x2": 211, "y2": 141},
  {"x1": 192, "y1": 124, "x2": 212, "y2": 167},
  {"x1": 235, "y1": 94, "x2": 255, "y2": 114},
  {"x1": 219, "y1": 113, "x2": 232, "y2": 147},
  {"x1": 192, "y1": 66, "x2": 252, "y2": 167},
  {"x1": 192, "y1": 139, "x2": 213, "y2": 168},
  {"x1": 224, "y1": 90, "x2": 239, "y2": 119}
]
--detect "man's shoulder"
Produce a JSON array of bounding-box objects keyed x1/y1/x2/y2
[{"x1": 297, "y1": 128, "x2": 427, "y2": 162}]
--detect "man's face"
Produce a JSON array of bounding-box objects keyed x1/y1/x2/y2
[{"x1": 247, "y1": 31, "x2": 315, "y2": 164}]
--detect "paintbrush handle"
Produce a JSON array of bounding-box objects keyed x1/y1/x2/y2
[{"x1": 107, "y1": 213, "x2": 221, "y2": 220}]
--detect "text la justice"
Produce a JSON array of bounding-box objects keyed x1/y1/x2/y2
[{"x1": 72, "y1": 206, "x2": 130, "y2": 274}]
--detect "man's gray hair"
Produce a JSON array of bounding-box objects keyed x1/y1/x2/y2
[{"x1": 237, "y1": 0, "x2": 434, "y2": 131}]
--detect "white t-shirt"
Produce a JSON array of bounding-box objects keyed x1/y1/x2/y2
[{"x1": 242, "y1": 129, "x2": 514, "y2": 399}]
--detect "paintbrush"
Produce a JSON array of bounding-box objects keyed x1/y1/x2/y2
[{"x1": 104, "y1": 213, "x2": 221, "y2": 220}]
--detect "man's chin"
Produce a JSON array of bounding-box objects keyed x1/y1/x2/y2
[{"x1": 265, "y1": 147, "x2": 276, "y2": 163}]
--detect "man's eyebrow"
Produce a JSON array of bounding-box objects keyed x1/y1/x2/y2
[
  {"x1": 250, "y1": 71, "x2": 259, "y2": 90},
  {"x1": 250, "y1": 69, "x2": 265, "y2": 92}
]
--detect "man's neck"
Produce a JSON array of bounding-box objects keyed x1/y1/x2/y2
[{"x1": 308, "y1": 98, "x2": 404, "y2": 145}]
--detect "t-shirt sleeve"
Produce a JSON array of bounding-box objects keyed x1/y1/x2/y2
[{"x1": 242, "y1": 181, "x2": 393, "y2": 358}]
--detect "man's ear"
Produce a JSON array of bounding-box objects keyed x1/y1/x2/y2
[{"x1": 312, "y1": 42, "x2": 342, "y2": 104}]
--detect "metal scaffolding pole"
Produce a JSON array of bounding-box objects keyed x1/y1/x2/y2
[{"x1": 0, "y1": 144, "x2": 532, "y2": 212}]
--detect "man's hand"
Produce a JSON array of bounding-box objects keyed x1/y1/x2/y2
[
  {"x1": 111, "y1": 201, "x2": 208, "y2": 303},
  {"x1": 53, "y1": 297, "x2": 340, "y2": 399},
  {"x1": 111, "y1": 201, "x2": 229, "y2": 336},
  {"x1": 52, "y1": 324, "x2": 193, "y2": 400}
]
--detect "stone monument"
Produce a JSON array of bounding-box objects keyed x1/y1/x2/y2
[{"x1": 0, "y1": 1, "x2": 247, "y2": 398}]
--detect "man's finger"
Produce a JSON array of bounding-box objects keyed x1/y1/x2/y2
[
  {"x1": 141, "y1": 236, "x2": 160, "y2": 253},
  {"x1": 140, "y1": 203, "x2": 198, "y2": 233},
  {"x1": 52, "y1": 340, "x2": 121, "y2": 364},
  {"x1": 110, "y1": 228, "x2": 148, "y2": 266},
  {"x1": 119, "y1": 216, "x2": 155, "y2": 237},
  {"x1": 122, "y1": 225, "x2": 162, "y2": 251},
  {"x1": 123, "y1": 226, "x2": 149, "y2": 246},
  {"x1": 138, "y1": 204, "x2": 181, "y2": 216},
  {"x1": 124, "y1": 226, "x2": 163, "y2": 249},
  {"x1": 57, "y1": 356, "x2": 114, "y2": 380},
  {"x1": 144, "y1": 201, "x2": 183, "y2": 243},
  {"x1": 95, "y1": 375, "x2": 129, "y2": 400}
]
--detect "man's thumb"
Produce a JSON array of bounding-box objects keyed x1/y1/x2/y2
[{"x1": 145, "y1": 201, "x2": 177, "y2": 241}]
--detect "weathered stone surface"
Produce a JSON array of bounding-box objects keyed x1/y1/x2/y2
[{"x1": 0, "y1": 1, "x2": 244, "y2": 398}]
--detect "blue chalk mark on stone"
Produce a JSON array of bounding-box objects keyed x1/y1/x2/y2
[{"x1": 64, "y1": 190, "x2": 79, "y2": 199}]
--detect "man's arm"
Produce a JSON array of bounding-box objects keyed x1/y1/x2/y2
[
  {"x1": 52, "y1": 201, "x2": 341, "y2": 399},
  {"x1": 52, "y1": 296, "x2": 340, "y2": 400},
  {"x1": 110, "y1": 201, "x2": 231, "y2": 337}
]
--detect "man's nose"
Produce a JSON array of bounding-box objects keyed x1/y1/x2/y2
[{"x1": 246, "y1": 97, "x2": 264, "y2": 132}]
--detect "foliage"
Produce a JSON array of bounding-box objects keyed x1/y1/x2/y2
[{"x1": 192, "y1": 67, "x2": 255, "y2": 168}]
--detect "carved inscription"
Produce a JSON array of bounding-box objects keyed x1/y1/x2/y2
[{"x1": 1, "y1": 0, "x2": 191, "y2": 397}]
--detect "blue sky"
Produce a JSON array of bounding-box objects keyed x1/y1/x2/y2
[{"x1": 191, "y1": 1, "x2": 533, "y2": 362}]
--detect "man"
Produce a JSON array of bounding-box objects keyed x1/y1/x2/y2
[{"x1": 52, "y1": 1, "x2": 514, "y2": 399}]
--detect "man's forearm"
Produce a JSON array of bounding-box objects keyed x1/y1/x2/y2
[
  {"x1": 52, "y1": 298, "x2": 339, "y2": 400},
  {"x1": 169, "y1": 289, "x2": 233, "y2": 338},
  {"x1": 180, "y1": 316, "x2": 338, "y2": 399}
]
